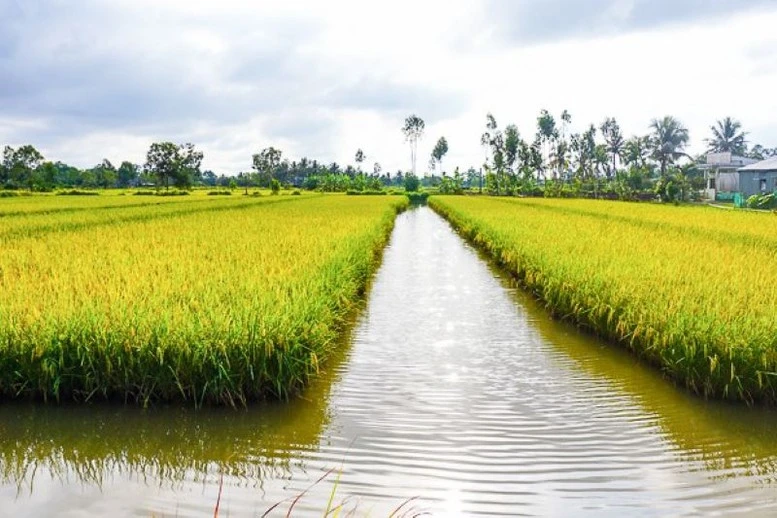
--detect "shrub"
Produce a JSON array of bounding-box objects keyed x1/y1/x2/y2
[
  {"x1": 346, "y1": 189, "x2": 386, "y2": 196},
  {"x1": 56, "y1": 189, "x2": 100, "y2": 196},
  {"x1": 155, "y1": 190, "x2": 190, "y2": 197},
  {"x1": 746, "y1": 193, "x2": 777, "y2": 210},
  {"x1": 404, "y1": 174, "x2": 421, "y2": 192},
  {"x1": 406, "y1": 192, "x2": 429, "y2": 204},
  {"x1": 208, "y1": 190, "x2": 232, "y2": 196}
]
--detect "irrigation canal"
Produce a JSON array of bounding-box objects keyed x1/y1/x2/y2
[{"x1": 2, "y1": 206, "x2": 777, "y2": 516}]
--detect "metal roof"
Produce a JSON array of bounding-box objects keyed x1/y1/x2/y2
[{"x1": 739, "y1": 157, "x2": 777, "y2": 172}]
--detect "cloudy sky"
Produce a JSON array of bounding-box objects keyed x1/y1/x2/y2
[{"x1": 2, "y1": 0, "x2": 777, "y2": 174}]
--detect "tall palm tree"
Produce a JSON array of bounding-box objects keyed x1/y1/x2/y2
[
  {"x1": 549, "y1": 139, "x2": 570, "y2": 180},
  {"x1": 649, "y1": 116, "x2": 690, "y2": 175},
  {"x1": 600, "y1": 117, "x2": 625, "y2": 176},
  {"x1": 705, "y1": 117, "x2": 747, "y2": 155}
]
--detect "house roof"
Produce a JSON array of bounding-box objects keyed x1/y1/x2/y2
[{"x1": 739, "y1": 157, "x2": 777, "y2": 172}]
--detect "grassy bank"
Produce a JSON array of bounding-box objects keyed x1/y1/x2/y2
[
  {"x1": 0, "y1": 195, "x2": 407, "y2": 406},
  {"x1": 429, "y1": 195, "x2": 777, "y2": 404}
]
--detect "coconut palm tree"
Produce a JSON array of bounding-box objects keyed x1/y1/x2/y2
[
  {"x1": 623, "y1": 136, "x2": 651, "y2": 168},
  {"x1": 705, "y1": 117, "x2": 747, "y2": 155},
  {"x1": 649, "y1": 116, "x2": 690, "y2": 175},
  {"x1": 600, "y1": 117, "x2": 625, "y2": 176},
  {"x1": 549, "y1": 139, "x2": 570, "y2": 180}
]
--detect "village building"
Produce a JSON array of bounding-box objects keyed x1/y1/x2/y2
[
  {"x1": 699, "y1": 152, "x2": 757, "y2": 200},
  {"x1": 737, "y1": 157, "x2": 777, "y2": 197}
]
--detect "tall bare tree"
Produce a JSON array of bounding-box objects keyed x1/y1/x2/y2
[{"x1": 402, "y1": 114, "x2": 425, "y2": 175}]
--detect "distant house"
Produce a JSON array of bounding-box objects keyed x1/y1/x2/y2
[
  {"x1": 737, "y1": 157, "x2": 777, "y2": 198},
  {"x1": 698, "y1": 152, "x2": 757, "y2": 199}
]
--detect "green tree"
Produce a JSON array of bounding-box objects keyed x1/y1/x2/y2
[
  {"x1": 649, "y1": 116, "x2": 690, "y2": 176},
  {"x1": 431, "y1": 136, "x2": 449, "y2": 174},
  {"x1": 35, "y1": 161, "x2": 58, "y2": 191},
  {"x1": 404, "y1": 173, "x2": 420, "y2": 192},
  {"x1": 145, "y1": 142, "x2": 203, "y2": 190},
  {"x1": 706, "y1": 117, "x2": 747, "y2": 155},
  {"x1": 252, "y1": 147, "x2": 282, "y2": 187},
  {"x1": 53, "y1": 161, "x2": 82, "y2": 186},
  {"x1": 176, "y1": 143, "x2": 204, "y2": 189},
  {"x1": 237, "y1": 171, "x2": 256, "y2": 195},
  {"x1": 93, "y1": 159, "x2": 117, "y2": 188},
  {"x1": 402, "y1": 114, "x2": 425, "y2": 175},
  {"x1": 600, "y1": 117, "x2": 625, "y2": 177},
  {"x1": 355, "y1": 148, "x2": 366, "y2": 171},
  {"x1": 481, "y1": 114, "x2": 507, "y2": 193},
  {"x1": 504, "y1": 125, "x2": 521, "y2": 175},
  {"x1": 623, "y1": 136, "x2": 652, "y2": 168},
  {"x1": 747, "y1": 145, "x2": 777, "y2": 160},
  {"x1": 79, "y1": 168, "x2": 97, "y2": 188},
  {"x1": 2, "y1": 145, "x2": 44, "y2": 190},
  {"x1": 550, "y1": 139, "x2": 570, "y2": 180},
  {"x1": 536, "y1": 109, "x2": 558, "y2": 179},
  {"x1": 117, "y1": 161, "x2": 139, "y2": 187},
  {"x1": 571, "y1": 125, "x2": 597, "y2": 180}
]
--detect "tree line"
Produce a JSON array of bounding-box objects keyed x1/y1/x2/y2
[
  {"x1": 471, "y1": 112, "x2": 776, "y2": 201},
  {"x1": 2, "y1": 114, "x2": 774, "y2": 198},
  {"x1": 0, "y1": 141, "x2": 422, "y2": 193}
]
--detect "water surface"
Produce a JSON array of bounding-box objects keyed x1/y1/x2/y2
[{"x1": 2, "y1": 207, "x2": 777, "y2": 516}]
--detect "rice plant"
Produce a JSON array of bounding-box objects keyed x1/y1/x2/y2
[
  {"x1": 429, "y1": 195, "x2": 777, "y2": 404},
  {"x1": 0, "y1": 194, "x2": 407, "y2": 406}
]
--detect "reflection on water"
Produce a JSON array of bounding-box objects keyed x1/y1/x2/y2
[{"x1": 2, "y1": 207, "x2": 777, "y2": 517}]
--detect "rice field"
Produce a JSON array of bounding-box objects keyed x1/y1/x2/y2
[
  {"x1": 0, "y1": 194, "x2": 407, "y2": 406},
  {"x1": 429, "y1": 195, "x2": 777, "y2": 404}
]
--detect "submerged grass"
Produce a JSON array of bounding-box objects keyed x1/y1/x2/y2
[
  {"x1": 0, "y1": 195, "x2": 407, "y2": 406},
  {"x1": 429, "y1": 196, "x2": 777, "y2": 404}
]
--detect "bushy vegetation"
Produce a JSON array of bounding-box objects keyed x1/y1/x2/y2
[
  {"x1": 56, "y1": 189, "x2": 100, "y2": 196},
  {"x1": 430, "y1": 195, "x2": 777, "y2": 404},
  {"x1": 346, "y1": 189, "x2": 387, "y2": 196},
  {"x1": 0, "y1": 195, "x2": 408, "y2": 406},
  {"x1": 406, "y1": 192, "x2": 429, "y2": 204},
  {"x1": 155, "y1": 190, "x2": 190, "y2": 197},
  {"x1": 746, "y1": 193, "x2": 777, "y2": 210}
]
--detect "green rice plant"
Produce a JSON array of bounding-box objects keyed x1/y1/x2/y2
[
  {"x1": 430, "y1": 195, "x2": 777, "y2": 404},
  {"x1": 0, "y1": 195, "x2": 407, "y2": 406}
]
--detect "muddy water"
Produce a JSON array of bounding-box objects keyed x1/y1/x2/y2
[{"x1": 2, "y1": 206, "x2": 777, "y2": 517}]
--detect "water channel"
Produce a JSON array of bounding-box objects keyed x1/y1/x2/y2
[{"x1": 2, "y1": 206, "x2": 777, "y2": 516}]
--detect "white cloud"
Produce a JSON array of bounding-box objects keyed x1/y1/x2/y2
[{"x1": 1, "y1": 0, "x2": 776, "y2": 174}]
